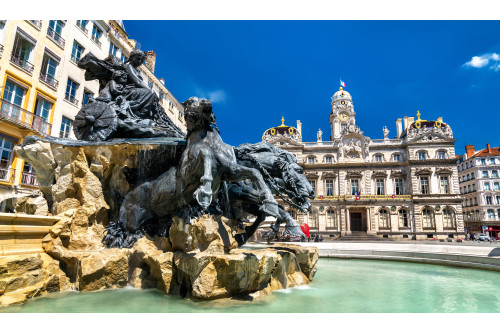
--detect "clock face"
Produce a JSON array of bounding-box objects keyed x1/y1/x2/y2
[{"x1": 339, "y1": 112, "x2": 349, "y2": 122}]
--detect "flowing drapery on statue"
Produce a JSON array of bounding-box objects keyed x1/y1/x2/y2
[{"x1": 74, "y1": 51, "x2": 185, "y2": 141}]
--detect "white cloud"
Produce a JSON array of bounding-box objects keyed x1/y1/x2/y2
[
  {"x1": 464, "y1": 53, "x2": 500, "y2": 69},
  {"x1": 194, "y1": 87, "x2": 227, "y2": 103}
]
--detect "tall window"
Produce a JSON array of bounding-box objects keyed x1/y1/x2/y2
[
  {"x1": 65, "y1": 78, "x2": 79, "y2": 104},
  {"x1": 482, "y1": 171, "x2": 489, "y2": 178},
  {"x1": 422, "y1": 208, "x2": 435, "y2": 228},
  {"x1": 76, "y1": 20, "x2": 88, "y2": 32},
  {"x1": 438, "y1": 151, "x2": 446, "y2": 159},
  {"x1": 159, "y1": 92, "x2": 164, "y2": 101},
  {"x1": 309, "y1": 180, "x2": 316, "y2": 194},
  {"x1": 308, "y1": 209, "x2": 318, "y2": 228},
  {"x1": 492, "y1": 170, "x2": 499, "y2": 178},
  {"x1": 0, "y1": 134, "x2": 16, "y2": 182},
  {"x1": 443, "y1": 209, "x2": 455, "y2": 228},
  {"x1": 420, "y1": 176, "x2": 429, "y2": 194},
  {"x1": 325, "y1": 179, "x2": 334, "y2": 196},
  {"x1": 484, "y1": 183, "x2": 491, "y2": 191},
  {"x1": 83, "y1": 90, "x2": 93, "y2": 105},
  {"x1": 487, "y1": 209, "x2": 495, "y2": 219},
  {"x1": 40, "y1": 53, "x2": 59, "y2": 88},
  {"x1": 394, "y1": 178, "x2": 404, "y2": 195},
  {"x1": 491, "y1": 158, "x2": 496, "y2": 164},
  {"x1": 11, "y1": 31, "x2": 36, "y2": 73},
  {"x1": 47, "y1": 20, "x2": 65, "y2": 46},
  {"x1": 351, "y1": 179, "x2": 359, "y2": 195},
  {"x1": 326, "y1": 210, "x2": 337, "y2": 228},
  {"x1": 497, "y1": 196, "x2": 500, "y2": 205},
  {"x1": 109, "y1": 42, "x2": 118, "y2": 57},
  {"x1": 472, "y1": 184, "x2": 476, "y2": 191},
  {"x1": 481, "y1": 159, "x2": 486, "y2": 165},
  {"x1": 379, "y1": 209, "x2": 389, "y2": 228},
  {"x1": 471, "y1": 172, "x2": 475, "y2": 179},
  {"x1": 59, "y1": 116, "x2": 72, "y2": 138},
  {"x1": 474, "y1": 197, "x2": 478, "y2": 206},
  {"x1": 376, "y1": 179, "x2": 385, "y2": 195},
  {"x1": 486, "y1": 196, "x2": 492, "y2": 205},
  {"x1": 2, "y1": 80, "x2": 26, "y2": 107},
  {"x1": 91, "y1": 25, "x2": 102, "y2": 44},
  {"x1": 398, "y1": 209, "x2": 409, "y2": 228},
  {"x1": 120, "y1": 53, "x2": 127, "y2": 63},
  {"x1": 494, "y1": 182, "x2": 500, "y2": 191},
  {"x1": 440, "y1": 176, "x2": 449, "y2": 194},
  {"x1": 418, "y1": 151, "x2": 426, "y2": 160},
  {"x1": 33, "y1": 96, "x2": 53, "y2": 134},
  {"x1": 71, "y1": 41, "x2": 84, "y2": 63}
]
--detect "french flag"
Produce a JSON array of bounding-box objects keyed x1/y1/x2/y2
[
  {"x1": 340, "y1": 79, "x2": 346, "y2": 88},
  {"x1": 355, "y1": 189, "x2": 361, "y2": 200}
]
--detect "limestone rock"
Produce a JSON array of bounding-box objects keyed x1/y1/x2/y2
[
  {"x1": 265, "y1": 243, "x2": 319, "y2": 280},
  {"x1": 174, "y1": 249, "x2": 280, "y2": 300},
  {"x1": 78, "y1": 248, "x2": 129, "y2": 292},
  {"x1": 170, "y1": 214, "x2": 238, "y2": 253},
  {"x1": 14, "y1": 195, "x2": 49, "y2": 216},
  {"x1": 0, "y1": 253, "x2": 70, "y2": 307}
]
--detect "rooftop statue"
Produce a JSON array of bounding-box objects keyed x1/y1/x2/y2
[{"x1": 75, "y1": 50, "x2": 185, "y2": 140}]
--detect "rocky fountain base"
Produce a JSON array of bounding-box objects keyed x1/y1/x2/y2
[{"x1": 0, "y1": 138, "x2": 318, "y2": 307}]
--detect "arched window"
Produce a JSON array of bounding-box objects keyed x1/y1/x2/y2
[
  {"x1": 324, "y1": 156, "x2": 333, "y2": 164},
  {"x1": 379, "y1": 209, "x2": 390, "y2": 229},
  {"x1": 326, "y1": 209, "x2": 337, "y2": 229},
  {"x1": 308, "y1": 209, "x2": 318, "y2": 228},
  {"x1": 398, "y1": 208, "x2": 409, "y2": 228},
  {"x1": 422, "y1": 208, "x2": 435, "y2": 228},
  {"x1": 443, "y1": 208, "x2": 455, "y2": 228}
]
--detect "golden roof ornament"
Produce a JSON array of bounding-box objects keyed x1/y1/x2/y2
[{"x1": 279, "y1": 116, "x2": 286, "y2": 127}]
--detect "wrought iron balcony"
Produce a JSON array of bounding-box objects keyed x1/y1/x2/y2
[
  {"x1": 0, "y1": 99, "x2": 52, "y2": 135},
  {"x1": 39, "y1": 72, "x2": 59, "y2": 89},
  {"x1": 76, "y1": 21, "x2": 88, "y2": 34},
  {"x1": 91, "y1": 35, "x2": 101, "y2": 47},
  {"x1": 10, "y1": 53, "x2": 35, "y2": 74},
  {"x1": 64, "y1": 93, "x2": 78, "y2": 106},
  {"x1": 0, "y1": 168, "x2": 15, "y2": 183},
  {"x1": 47, "y1": 27, "x2": 65, "y2": 48},
  {"x1": 20, "y1": 171, "x2": 38, "y2": 187},
  {"x1": 28, "y1": 20, "x2": 42, "y2": 29}
]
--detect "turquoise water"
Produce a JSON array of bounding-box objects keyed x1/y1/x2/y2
[{"x1": 3, "y1": 258, "x2": 500, "y2": 312}]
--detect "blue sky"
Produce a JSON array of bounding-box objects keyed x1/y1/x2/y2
[{"x1": 124, "y1": 21, "x2": 500, "y2": 155}]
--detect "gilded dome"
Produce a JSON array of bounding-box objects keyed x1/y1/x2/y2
[
  {"x1": 262, "y1": 117, "x2": 301, "y2": 142},
  {"x1": 331, "y1": 87, "x2": 352, "y2": 101}
]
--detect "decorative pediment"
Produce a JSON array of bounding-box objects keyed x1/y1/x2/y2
[
  {"x1": 372, "y1": 170, "x2": 388, "y2": 178},
  {"x1": 346, "y1": 170, "x2": 363, "y2": 179},
  {"x1": 391, "y1": 169, "x2": 408, "y2": 178},
  {"x1": 415, "y1": 167, "x2": 433, "y2": 176},
  {"x1": 405, "y1": 125, "x2": 454, "y2": 143},
  {"x1": 322, "y1": 171, "x2": 338, "y2": 179},
  {"x1": 305, "y1": 171, "x2": 319, "y2": 179},
  {"x1": 436, "y1": 167, "x2": 453, "y2": 175}
]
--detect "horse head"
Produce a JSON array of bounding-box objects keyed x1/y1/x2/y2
[{"x1": 182, "y1": 97, "x2": 218, "y2": 135}]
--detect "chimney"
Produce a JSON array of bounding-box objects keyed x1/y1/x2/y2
[
  {"x1": 159, "y1": 78, "x2": 165, "y2": 86},
  {"x1": 465, "y1": 145, "x2": 475, "y2": 158},
  {"x1": 403, "y1": 116, "x2": 408, "y2": 130},
  {"x1": 396, "y1": 118, "x2": 402, "y2": 138},
  {"x1": 487, "y1": 143, "x2": 492, "y2": 153},
  {"x1": 296, "y1": 120, "x2": 302, "y2": 136},
  {"x1": 145, "y1": 50, "x2": 156, "y2": 73}
]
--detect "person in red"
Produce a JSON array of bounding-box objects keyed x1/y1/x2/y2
[{"x1": 301, "y1": 223, "x2": 310, "y2": 240}]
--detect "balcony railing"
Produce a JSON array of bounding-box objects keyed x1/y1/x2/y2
[
  {"x1": 314, "y1": 194, "x2": 412, "y2": 201},
  {"x1": 28, "y1": 20, "x2": 42, "y2": 30},
  {"x1": 76, "y1": 21, "x2": 88, "y2": 34},
  {"x1": 10, "y1": 53, "x2": 35, "y2": 74},
  {"x1": 47, "y1": 27, "x2": 65, "y2": 48},
  {"x1": 20, "y1": 171, "x2": 38, "y2": 187},
  {"x1": 0, "y1": 167, "x2": 15, "y2": 183},
  {"x1": 39, "y1": 72, "x2": 59, "y2": 89},
  {"x1": 64, "y1": 93, "x2": 78, "y2": 105},
  {"x1": 0, "y1": 99, "x2": 52, "y2": 135},
  {"x1": 91, "y1": 35, "x2": 101, "y2": 47},
  {"x1": 0, "y1": 44, "x2": 4, "y2": 58}
]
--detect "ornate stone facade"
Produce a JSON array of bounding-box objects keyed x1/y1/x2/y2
[{"x1": 263, "y1": 87, "x2": 464, "y2": 240}]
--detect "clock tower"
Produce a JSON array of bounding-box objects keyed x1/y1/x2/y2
[{"x1": 330, "y1": 87, "x2": 356, "y2": 140}]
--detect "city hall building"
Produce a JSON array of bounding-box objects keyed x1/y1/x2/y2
[{"x1": 262, "y1": 87, "x2": 464, "y2": 240}]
